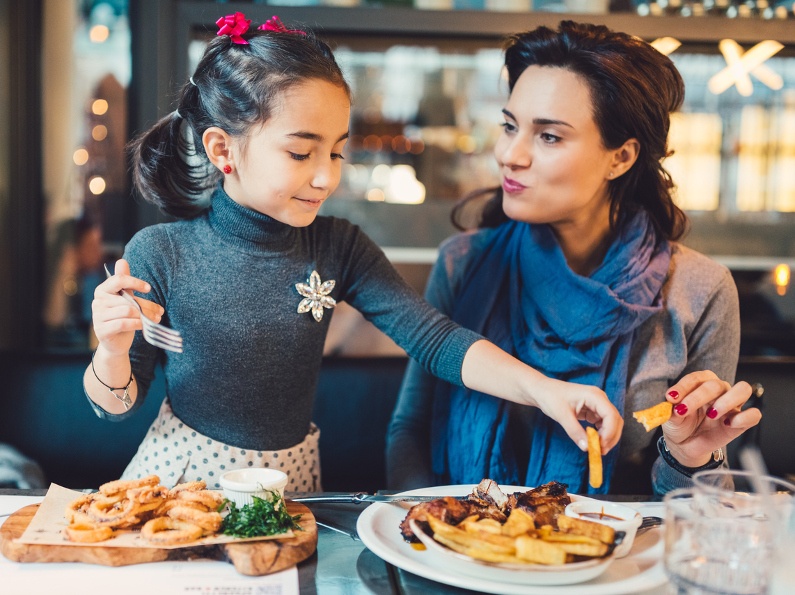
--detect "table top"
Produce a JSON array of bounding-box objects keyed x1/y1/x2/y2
[{"x1": 1, "y1": 489, "x2": 668, "y2": 595}]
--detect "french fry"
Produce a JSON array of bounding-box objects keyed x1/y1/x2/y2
[
  {"x1": 587, "y1": 426, "x2": 603, "y2": 489},
  {"x1": 500, "y1": 508, "x2": 535, "y2": 537},
  {"x1": 552, "y1": 541, "x2": 609, "y2": 557},
  {"x1": 632, "y1": 401, "x2": 673, "y2": 432},
  {"x1": 541, "y1": 532, "x2": 604, "y2": 546},
  {"x1": 514, "y1": 535, "x2": 568, "y2": 565},
  {"x1": 557, "y1": 514, "x2": 616, "y2": 544},
  {"x1": 427, "y1": 515, "x2": 515, "y2": 554},
  {"x1": 461, "y1": 517, "x2": 502, "y2": 535}
]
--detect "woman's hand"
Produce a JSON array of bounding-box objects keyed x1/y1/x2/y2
[
  {"x1": 533, "y1": 377, "x2": 624, "y2": 454},
  {"x1": 92, "y1": 258, "x2": 164, "y2": 356},
  {"x1": 662, "y1": 370, "x2": 762, "y2": 468}
]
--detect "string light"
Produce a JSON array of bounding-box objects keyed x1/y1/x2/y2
[
  {"x1": 773, "y1": 264, "x2": 791, "y2": 296},
  {"x1": 708, "y1": 39, "x2": 783, "y2": 96}
]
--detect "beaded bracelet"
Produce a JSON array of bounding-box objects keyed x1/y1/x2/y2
[{"x1": 91, "y1": 350, "x2": 134, "y2": 411}]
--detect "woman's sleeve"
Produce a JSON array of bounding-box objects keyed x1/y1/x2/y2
[
  {"x1": 652, "y1": 266, "x2": 740, "y2": 496},
  {"x1": 386, "y1": 246, "x2": 461, "y2": 490}
]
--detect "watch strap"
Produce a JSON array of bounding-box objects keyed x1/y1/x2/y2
[{"x1": 657, "y1": 436, "x2": 724, "y2": 478}]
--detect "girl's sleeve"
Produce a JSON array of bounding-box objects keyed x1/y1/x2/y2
[
  {"x1": 85, "y1": 229, "x2": 166, "y2": 421},
  {"x1": 652, "y1": 266, "x2": 740, "y2": 496},
  {"x1": 385, "y1": 239, "x2": 463, "y2": 490},
  {"x1": 338, "y1": 225, "x2": 481, "y2": 386}
]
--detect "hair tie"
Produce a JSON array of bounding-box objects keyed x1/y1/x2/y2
[
  {"x1": 258, "y1": 15, "x2": 307, "y2": 36},
  {"x1": 216, "y1": 12, "x2": 251, "y2": 45}
]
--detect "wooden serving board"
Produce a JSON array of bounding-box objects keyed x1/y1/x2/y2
[{"x1": 0, "y1": 500, "x2": 317, "y2": 576}]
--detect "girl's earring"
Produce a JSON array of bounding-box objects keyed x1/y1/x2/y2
[{"x1": 223, "y1": 165, "x2": 233, "y2": 174}]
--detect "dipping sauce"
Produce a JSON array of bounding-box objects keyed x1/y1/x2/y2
[{"x1": 579, "y1": 510, "x2": 624, "y2": 522}]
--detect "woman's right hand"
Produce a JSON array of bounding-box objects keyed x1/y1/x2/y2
[
  {"x1": 533, "y1": 377, "x2": 624, "y2": 454},
  {"x1": 92, "y1": 258, "x2": 163, "y2": 355}
]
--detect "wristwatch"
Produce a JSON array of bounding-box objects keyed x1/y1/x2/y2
[{"x1": 657, "y1": 436, "x2": 724, "y2": 478}]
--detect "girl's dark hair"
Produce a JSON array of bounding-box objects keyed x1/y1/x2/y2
[
  {"x1": 452, "y1": 20, "x2": 688, "y2": 241},
  {"x1": 129, "y1": 27, "x2": 350, "y2": 218}
]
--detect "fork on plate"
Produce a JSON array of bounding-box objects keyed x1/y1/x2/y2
[{"x1": 104, "y1": 264, "x2": 183, "y2": 353}]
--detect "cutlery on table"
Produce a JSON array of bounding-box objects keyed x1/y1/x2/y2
[{"x1": 291, "y1": 493, "x2": 462, "y2": 505}]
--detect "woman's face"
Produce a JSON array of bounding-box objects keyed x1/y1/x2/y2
[
  {"x1": 224, "y1": 78, "x2": 350, "y2": 227},
  {"x1": 494, "y1": 66, "x2": 616, "y2": 229}
]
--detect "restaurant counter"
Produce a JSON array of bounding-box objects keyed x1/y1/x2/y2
[{"x1": 1, "y1": 489, "x2": 667, "y2": 595}]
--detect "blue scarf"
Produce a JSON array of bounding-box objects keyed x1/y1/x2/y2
[{"x1": 431, "y1": 212, "x2": 671, "y2": 494}]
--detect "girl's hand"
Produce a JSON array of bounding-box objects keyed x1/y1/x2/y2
[
  {"x1": 92, "y1": 258, "x2": 164, "y2": 355},
  {"x1": 534, "y1": 377, "x2": 624, "y2": 454},
  {"x1": 661, "y1": 371, "x2": 762, "y2": 468}
]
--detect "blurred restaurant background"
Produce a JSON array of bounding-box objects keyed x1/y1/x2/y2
[{"x1": 0, "y1": 0, "x2": 793, "y2": 491}]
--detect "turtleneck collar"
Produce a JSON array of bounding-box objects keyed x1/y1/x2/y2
[{"x1": 207, "y1": 185, "x2": 298, "y2": 252}]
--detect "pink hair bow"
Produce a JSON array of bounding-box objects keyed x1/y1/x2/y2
[
  {"x1": 216, "y1": 12, "x2": 251, "y2": 45},
  {"x1": 257, "y1": 15, "x2": 307, "y2": 36}
]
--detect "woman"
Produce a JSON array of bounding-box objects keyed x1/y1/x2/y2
[{"x1": 386, "y1": 21, "x2": 761, "y2": 496}]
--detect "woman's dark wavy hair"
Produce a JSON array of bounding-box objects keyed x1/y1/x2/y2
[
  {"x1": 129, "y1": 27, "x2": 350, "y2": 218},
  {"x1": 452, "y1": 20, "x2": 688, "y2": 241}
]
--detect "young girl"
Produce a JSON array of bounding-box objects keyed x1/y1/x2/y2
[
  {"x1": 84, "y1": 13, "x2": 622, "y2": 492},
  {"x1": 386, "y1": 21, "x2": 762, "y2": 496}
]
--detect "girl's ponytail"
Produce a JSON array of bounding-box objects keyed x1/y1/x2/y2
[{"x1": 129, "y1": 95, "x2": 217, "y2": 219}]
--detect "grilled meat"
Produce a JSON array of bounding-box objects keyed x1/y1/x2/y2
[
  {"x1": 399, "y1": 479, "x2": 572, "y2": 542},
  {"x1": 506, "y1": 481, "x2": 571, "y2": 527},
  {"x1": 399, "y1": 496, "x2": 478, "y2": 542}
]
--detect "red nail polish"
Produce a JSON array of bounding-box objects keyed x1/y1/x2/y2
[
  {"x1": 668, "y1": 390, "x2": 679, "y2": 399},
  {"x1": 674, "y1": 403, "x2": 688, "y2": 416},
  {"x1": 707, "y1": 407, "x2": 718, "y2": 419},
  {"x1": 724, "y1": 417, "x2": 732, "y2": 426}
]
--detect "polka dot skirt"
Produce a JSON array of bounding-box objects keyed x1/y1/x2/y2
[{"x1": 121, "y1": 399, "x2": 322, "y2": 492}]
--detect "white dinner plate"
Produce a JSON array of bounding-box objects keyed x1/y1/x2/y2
[{"x1": 356, "y1": 484, "x2": 667, "y2": 595}]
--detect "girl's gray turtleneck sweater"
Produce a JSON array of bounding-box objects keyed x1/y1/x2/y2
[{"x1": 97, "y1": 186, "x2": 481, "y2": 451}]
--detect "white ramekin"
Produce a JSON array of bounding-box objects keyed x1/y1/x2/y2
[{"x1": 219, "y1": 468, "x2": 288, "y2": 508}]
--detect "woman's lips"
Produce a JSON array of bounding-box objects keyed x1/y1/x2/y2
[{"x1": 502, "y1": 177, "x2": 526, "y2": 194}]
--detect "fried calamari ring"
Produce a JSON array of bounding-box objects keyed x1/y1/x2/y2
[
  {"x1": 63, "y1": 523, "x2": 114, "y2": 543},
  {"x1": 99, "y1": 474, "x2": 160, "y2": 496},
  {"x1": 140, "y1": 517, "x2": 203, "y2": 545},
  {"x1": 170, "y1": 481, "x2": 206, "y2": 494},
  {"x1": 154, "y1": 498, "x2": 209, "y2": 517},
  {"x1": 176, "y1": 489, "x2": 224, "y2": 510},
  {"x1": 64, "y1": 493, "x2": 94, "y2": 524},
  {"x1": 167, "y1": 505, "x2": 223, "y2": 533},
  {"x1": 88, "y1": 496, "x2": 139, "y2": 527}
]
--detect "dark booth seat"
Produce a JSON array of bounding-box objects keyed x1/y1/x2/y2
[{"x1": 0, "y1": 351, "x2": 406, "y2": 492}]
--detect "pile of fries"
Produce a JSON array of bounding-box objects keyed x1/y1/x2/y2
[{"x1": 422, "y1": 508, "x2": 616, "y2": 566}]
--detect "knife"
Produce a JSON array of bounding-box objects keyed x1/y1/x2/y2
[{"x1": 290, "y1": 492, "x2": 459, "y2": 505}]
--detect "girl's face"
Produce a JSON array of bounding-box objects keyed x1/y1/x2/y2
[
  {"x1": 494, "y1": 66, "x2": 616, "y2": 230},
  {"x1": 224, "y1": 79, "x2": 350, "y2": 227}
]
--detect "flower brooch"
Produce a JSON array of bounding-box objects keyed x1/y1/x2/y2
[{"x1": 296, "y1": 271, "x2": 336, "y2": 322}]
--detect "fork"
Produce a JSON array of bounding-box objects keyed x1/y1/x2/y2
[{"x1": 104, "y1": 264, "x2": 183, "y2": 353}]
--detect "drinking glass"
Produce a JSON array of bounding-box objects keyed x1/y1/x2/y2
[{"x1": 663, "y1": 470, "x2": 795, "y2": 595}]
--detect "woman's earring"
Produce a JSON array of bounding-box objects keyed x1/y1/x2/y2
[
  {"x1": 223, "y1": 165, "x2": 232, "y2": 174},
  {"x1": 608, "y1": 171, "x2": 614, "y2": 178}
]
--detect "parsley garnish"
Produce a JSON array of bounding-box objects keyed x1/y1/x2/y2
[{"x1": 221, "y1": 491, "x2": 303, "y2": 538}]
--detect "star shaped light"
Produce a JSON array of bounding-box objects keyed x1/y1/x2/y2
[{"x1": 296, "y1": 270, "x2": 336, "y2": 322}]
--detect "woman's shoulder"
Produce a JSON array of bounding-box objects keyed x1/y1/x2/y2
[
  {"x1": 664, "y1": 242, "x2": 737, "y2": 312},
  {"x1": 668, "y1": 242, "x2": 733, "y2": 288}
]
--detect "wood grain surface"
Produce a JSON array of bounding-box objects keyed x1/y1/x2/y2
[{"x1": 0, "y1": 501, "x2": 317, "y2": 576}]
